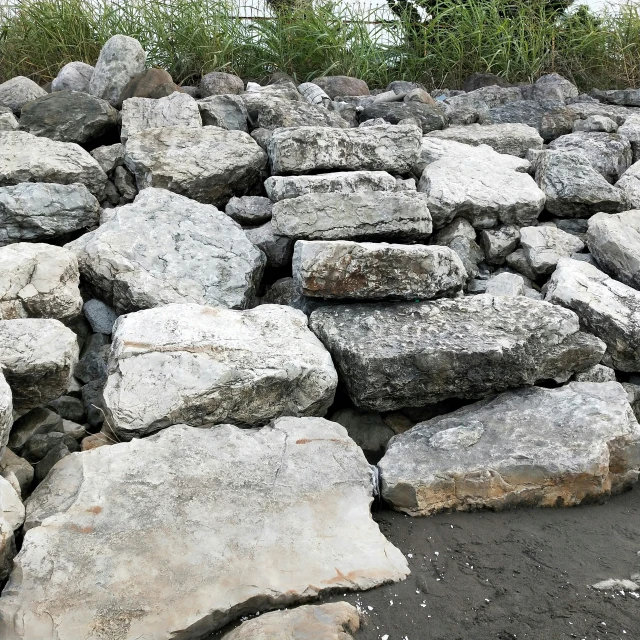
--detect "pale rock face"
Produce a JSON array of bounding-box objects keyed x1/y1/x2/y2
[
  {"x1": 0, "y1": 76, "x2": 47, "y2": 114},
  {"x1": 221, "y1": 603, "x2": 361, "y2": 640},
  {"x1": 618, "y1": 114, "x2": 640, "y2": 162},
  {"x1": 120, "y1": 92, "x2": 202, "y2": 142},
  {"x1": 0, "y1": 112, "x2": 18, "y2": 131},
  {"x1": 0, "y1": 474, "x2": 24, "y2": 531},
  {"x1": 431, "y1": 218, "x2": 483, "y2": 278},
  {"x1": 103, "y1": 303, "x2": 338, "y2": 438},
  {"x1": 0, "y1": 183, "x2": 100, "y2": 246},
  {"x1": 51, "y1": 61, "x2": 94, "y2": 93},
  {"x1": 264, "y1": 170, "x2": 397, "y2": 202},
  {"x1": 533, "y1": 73, "x2": 579, "y2": 101},
  {"x1": 0, "y1": 420, "x2": 408, "y2": 640},
  {"x1": 586, "y1": 210, "x2": 640, "y2": 291},
  {"x1": 0, "y1": 517, "x2": 15, "y2": 581},
  {"x1": 546, "y1": 258, "x2": 640, "y2": 372},
  {"x1": 0, "y1": 319, "x2": 79, "y2": 410},
  {"x1": 0, "y1": 243, "x2": 82, "y2": 321},
  {"x1": 309, "y1": 296, "x2": 605, "y2": 411},
  {"x1": 573, "y1": 115, "x2": 618, "y2": 133},
  {"x1": 0, "y1": 449, "x2": 32, "y2": 498},
  {"x1": 379, "y1": 382, "x2": 640, "y2": 515},
  {"x1": 88, "y1": 35, "x2": 147, "y2": 105},
  {"x1": 617, "y1": 160, "x2": 640, "y2": 208},
  {"x1": 246, "y1": 95, "x2": 350, "y2": 130},
  {"x1": 0, "y1": 373, "x2": 12, "y2": 461},
  {"x1": 124, "y1": 126, "x2": 267, "y2": 206},
  {"x1": 293, "y1": 240, "x2": 466, "y2": 300},
  {"x1": 90, "y1": 143, "x2": 124, "y2": 175},
  {"x1": 267, "y1": 124, "x2": 421, "y2": 175},
  {"x1": 573, "y1": 364, "x2": 617, "y2": 383},
  {"x1": 519, "y1": 225, "x2": 585, "y2": 276},
  {"x1": 66, "y1": 188, "x2": 265, "y2": 314},
  {"x1": 484, "y1": 272, "x2": 525, "y2": 297},
  {"x1": 272, "y1": 191, "x2": 432, "y2": 242},
  {"x1": 225, "y1": 195, "x2": 272, "y2": 225}
]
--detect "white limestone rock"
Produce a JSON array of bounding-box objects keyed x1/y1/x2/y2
[
  {"x1": 51, "y1": 61, "x2": 94, "y2": 93},
  {"x1": 0, "y1": 76, "x2": 46, "y2": 114},
  {"x1": 519, "y1": 225, "x2": 585, "y2": 276},
  {"x1": 617, "y1": 160, "x2": 640, "y2": 208}
]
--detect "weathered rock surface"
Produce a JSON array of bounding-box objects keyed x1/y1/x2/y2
[
  {"x1": 124, "y1": 126, "x2": 267, "y2": 206},
  {"x1": 103, "y1": 304, "x2": 337, "y2": 438},
  {"x1": 0, "y1": 517, "x2": 16, "y2": 581},
  {"x1": 481, "y1": 225, "x2": 520, "y2": 265},
  {"x1": 67, "y1": 188, "x2": 265, "y2": 314},
  {"x1": 51, "y1": 61, "x2": 94, "y2": 93},
  {"x1": 431, "y1": 218, "x2": 483, "y2": 278},
  {"x1": 246, "y1": 96, "x2": 349, "y2": 130},
  {"x1": 244, "y1": 221, "x2": 294, "y2": 268},
  {"x1": 313, "y1": 75, "x2": 370, "y2": 98},
  {"x1": 519, "y1": 225, "x2": 585, "y2": 276},
  {"x1": 593, "y1": 88, "x2": 640, "y2": 107},
  {"x1": 378, "y1": 382, "x2": 640, "y2": 515},
  {"x1": 0, "y1": 319, "x2": 78, "y2": 410},
  {"x1": 617, "y1": 160, "x2": 640, "y2": 208},
  {"x1": 359, "y1": 102, "x2": 447, "y2": 133},
  {"x1": 574, "y1": 114, "x2": 618, "y2": 133},
  {"x1": 90, "y1": 143, "x2": 124, "y2": 175},
  {"x1": 546, "y1": 258, "x2": 640, "y2": 371},
  {"x1": 293, "y1": 240, "x2": 466, "y2": 300},
  {"x1": 618, "y1": 114, "x2": 640, "y2": 162},
  {"x1": 0, "y1": 243, "x2": 82, "y2": 321},
  {"x1": 88, "y1": 35, "x2": 147, "y2": 105},
  {"x1": 267, "y1": 124, "x2": 421, "y2": 175},
  {"x1": 272, "y1": 191, "x2": 432, "y2": 241},
  {"x1": 533, "y1": 73, "x2": 579, "y2": 102},
  {"x1": 309, "y1": 296, "x2": 605, "y2": 411},
  {"x1": 329, "y1": 408, "x2": 395, "y2": 455},
  {"x1": 0, "y1": 449, "x2": 31, "y2": 497},
  {"x1": 199, "y1": 71, "x2": 244, "y2": 97},
  {"x1": 485, "y1": 272, "x2": 525, "y2": 297},
  {"x1": 198, "y1": 94, "x2": 248, "y2": 131},
  {"x1": 0, "y1": 182, "x2": 100, "y2": 245},
  {"x1": 573, "y1": 363, "x2": 617, "y2": 383},
  {"x1": 586, "y1": 210, "x2": 640, "y2": 290},
  {"x1": 117, "y1": 68, "x2": 174, "y2": 104},
  {"x1": 0, "y1": 475, "x2": 23, "y2": 531},
  {"x1": 0, "y1": 418, "x2": 407, "y2": 639},
  {"x1": 226, "y1": 195, "x2": 272, "y2": 225},
  {"x1": 0, "y1": 111, "x2": 18, "y2": 131},
  {"x1": 480, "y1": 100, "x2": 562, "y2": 132},
  {"x1": 0, "y1": 130, "x2": 108, "y2": 199},
  {"x1": 265, "y1": 170, "x2": 396, "y2": 202},
  {"x1": 221, "y1": 603, "x2": 361, "y2": 640},
  {"x1": 0, "y1": 373, "x2": 11, "y2": 460},
  {"x1": 0, "y1": 76, "x2": 47, "y2": 114}
]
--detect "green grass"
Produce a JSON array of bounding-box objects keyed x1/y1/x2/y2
[{"x1": 0, "y1": 0, "x2": 638, "y2": 90}]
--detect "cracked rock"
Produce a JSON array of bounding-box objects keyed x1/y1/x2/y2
[{"x1": 519, "y1": 225, "x2": 585, "y2": 276}]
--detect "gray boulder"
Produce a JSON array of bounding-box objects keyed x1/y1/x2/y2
[
  {"x1": 0, "y1": 76, "x2": 47, "y2": 114},
  {"x1": 359, "y1": 102, "x2": 447, "y2": 133},
  {"x1": 329, "y1": 408, "x2": 395, "y2": 455},
  {"x1": 573, "y1": 114, "x2": 618, "y2": 133},
  {"x1": 618, "y1": 114, "x2": 640, "y2": 162},
  {"x1": 617, "y1": 160, "x2": 640, "y2": 208},
  {"x1": 198, "y1": 94, "x2": 248, "y2": 131},
  {"x1": 485, "y1": 272, "x2": 525, "y2": 297},
  {"x1": 519, "y1": 225, "x2": 585, "y2": 276},
  {"x1": 546, "y1": 258, "x2": 640, "y2": 371},
  {"x1": 272, "y1": 191, "x2": 432, "y2": 242},
  {"x1": 379, "y1": 382, "x2": 640, "y2": 515},
  {"x1": 0, "y1": 449, "x2": 31, "y2": 497},
  {"x1": 225, "y1": 195, "x2": 272, "y2": 225},
  {"x1": 445, "y1": 86, "x2": 523, "y2": 112},
  {"x1": 0, "y1": 112, "x2": 18, "y2": 131},
  {"x1": 573, "y1": 364, "x2": 617, "y2": 383},
  {"x1": 104, "y1": 303, "x2": 338, "y2": 438},
  {"x1": 480, "y1": 100, "x2": 564, "y2": 132},
  {"x1": 0, "y1": 475, "x2": 23, "y2": 531},
  {"x1": 83, "y1": 299, "x2": 118, "y2": 334},
  {"x1": 293, "y1": 240, "x2": 466, "y2": 300},
  {"x1": 88, "y1": 35, "x2": 147, "y2": 105},
  {"x1": 243, "y1": 95, "x2": 349, "y2": 130},
  {"x1": 124, "y1": 126, "x2": 267, "y2": 206},
  {"x1": 90, "y1": 143, "x2": 124, "y2": 175},
  {"x1": 244, "y1": 221, "x2": 294, "y2": 268},
  {"x1": 313, "y1": 75, "x2": 370, "y2": 98},
  {"x1": 593, "y1": 88, "x2": 640, "y2": 107},
  {"x1": 481, "y1": 225, "x2": 520, "y2": 265},
  {"x1": 309, "y1": 295, "x2": 605, "y2": 411},
  {"x1": 267, "y1": 124, "x2": 421, "y2": 175},
  {"x1": 199, "y1": 71, "x2": 244, "y2": 97},
  {"x1": 7, "y1": 407, "x2": 62, "y2": 453},
  {"x1": 51, "y1": 61, "x2": 94, "y2": 93},
  {"x1": 67, "y1": 188, "x2": 265, "y2": 314},
  {"x1": 0, "y1": 373, "x2": 11, "y2": 461},
  {"x1": 432, "y1": 218, "x2": 483, "y2": 278},
  {"x1": 532, "y1": 73, "x2": 579, "y2": 102}
]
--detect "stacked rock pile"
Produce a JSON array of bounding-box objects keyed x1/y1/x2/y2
[{"x1": 0, "y1": 34, "x2": 639, "y2": 639}]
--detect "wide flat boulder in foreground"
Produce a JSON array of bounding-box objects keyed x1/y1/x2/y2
[
  {"x1": 379, "y1": 382, "x2": 640, "y2": 515},
  {"x1": 309, "y1": 295, "x2": 605, "y2": 411},
  {"x1": 104, "y1": 303, "x2": 337, "y2": 439},
  {"x1": 0, "y1": 419, "x2": 408, "y2": 640}
]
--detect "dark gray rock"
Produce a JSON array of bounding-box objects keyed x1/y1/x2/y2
[
  {"x1": 462, "y1": 72, "x2": 511, "y2": 92},
  {"x1": 198, "y1": 94, "x2": 248, "y2": 131},
  {"x1": 82, "y1": 299, "x2": 118, "y2": 334},
  {"x1": 8, "y1": 408, "x2": 62, "y2": 452},
  {"x1": 244, "y1": 221, "x2": 293, "y2": 268},
  {"x1": 359, "y1": 102, "x2": 447, "y2": 133},
  {"x1": 46, "y1": 395, "x2": 85, "y2": 423},
  {"x1": 225, "y1": 196, "x2": 272, "y2": 225},
  {"x1": 74, "y1": 333, "x2": 109, "y2": 384}
]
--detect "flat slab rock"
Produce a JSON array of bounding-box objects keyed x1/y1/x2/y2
[
  {"x1": 66, "y1": 188, "x2": 265, "y2": 314},
  {"x1": 309, "y1": 295, "x2": 605, "y2": 411},
  {"x1": 379, "y1": 382, "x2": 640, "y2": 515},
  {"x1": 103, "y1": 303, "x2": 338, "y2": 438},
  {"x1": 293, "y1": 240, "x2": 466, "y2": 300},
  {"x1": 519, "y1": 225, "x2": 585, "y2": 276},
  {"x1": 0, "y1": 419, "x2": 408, "y2": 640}
]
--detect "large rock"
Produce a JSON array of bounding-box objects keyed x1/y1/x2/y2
[
  {"x1": 481, "y1": 225, "x2": 520, "y2": 265},
  {"x1": 88, "y1": 35, "x2": 147, "y2": 105},
  {"x1": 312, "y1": 75, "x2": 369, "y2": 98},
  {"x1": 0, "y1": 131, "x2": 108, "y2": 199},
  {"x1": 103, "y1": 303, "x2": 337, "y2": 438},
  {"x1": 427, "y1": 123, "x2": 543, "y2": 158},
  {"x1": 593, "y1": 88, "x2": 640, "y2": 107},
  {"x1": 532, "y1": 73, "x2": 579, "y2": 102},
  {"x1": 532, "y1": 150, "x2": 627, "y2": 217},
  {"x1": 378, "y1": 382, "x2": 640, "y2": 515},
  {"x1": 198, "y1": 94, "x2": 248, "y2": 131},
  {"x1": 19, "y1": 91, "x2": 119, "y2": 144},
  {"x1": 272, "y1": 191, "x2": 432, "y2": 242},
  {"x1": 546, "y1": 258, "x2": 640, "y2": 372},
  {"x1": 417, "y1": 139, "x2": 545, "y2": 229},
  {"x1": 519, "y1": 225, "x2": 585, "y2": 276},
  {"x1": 309, "y1": 296, "x2": 605, "y2": 411},
  {"x1": 117, "y1": 68, "x2": 174, "y2": 103},
  {"x1": 293, "y1": 240, "x2": 466, "y2": 300},
  {"x1": 124, "y1": 126, "x2": 267, "y2": 206},
  {"x1": 0, "y1": 418, "x2": 407, "y2": 640},
  {"x1": 0, "y1": 243, "x2": 82, "y2": 321},
  {"x1": 432, "y1": 217, "x2": 483, "y2": 278},
  {"x1": 618, "y1": 114, "x2": 640, "y2": 162},
  {"x1": 120, "y1": 92, "x2": 202, "y2": 142},
  {"x1": 265, "y1": 170, "x2": 396, "y2": 202},
  {"x1": 0, "y1": 319, "x2": 79, "y2": 410},
  {"x1": 0, "y1": 76, "x2": 47, "y2": 114},
  {"x1": 445, "y1": 86, "x2": 523, "y2": 112},
  {"x1": 359, "y1": 102, "x2": 447, "y2": 133},
  {"x1": 51, "y1": 62, "x2": 94, "y2": 93},
  {"x1": 243, "y1": 95, "x2": 349, "y2": 130},
  {"x1": 67, "y1": 188, "x2": 265, "y2": 314},
  {"x1": 617, "y1": 160, "x2": 640, "y2": 208},
  {"x1": 267, "y1": 124, "x2": 421, "y2": 175},
  {"x1": 586, "y1": 210, "x2": 640, "y2": 290},
  {"x1": 225, "y1": 195, "x2": 272, "y2": 225},
  {"x1": 0, "y1": 475, "x2": 23, "y2": 531},
  {"x1": 199, "y1": 71, "x2": 244, "y2": 97},
  {"x1": 0, "y1": 183, "x2": 99, "y2": 245},
  {"x1": 480, "y1": 100, "x2": 563, "y2": 132}
]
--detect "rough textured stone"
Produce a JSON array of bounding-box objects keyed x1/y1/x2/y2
[
  {"x1": 0, "y1": 319, "x2": 79, "y2": 410},
  {"x1": 485, "y1": 272, "x2": 525, "y2": 297},
  {"x1": 519, "y1": 225, "x2": 585, "y2": 276},
  {"x1": 0, "y1": 517, "x2": 15, "y2": 581},
  {"x1": 329, "y1": 408, "x2": 395, "y2": 455},
  {"x1": 199, "y1": 71, "x2": 244, "y2": 97},
  {"x1": 0, "y1": 449, "x2": 32, "y2": 498},
  {"x1": 0, "y1": 475, "x2": 23, "y2": 531},
  {"x1": 124, "y1": 126, "x2": 267, "y2": 206},
  {"x1": 505, "y1": 248, "x2": 538, "y2": 281},
  {"x1": 7, "y1": 408, "x2": 62, "y2": 453},
  {"x1": 445, "y1": 86, "x2": 523, "y2": 112},
  {"x1": 244, "y1": 221, "x2": 294, "y2": 268},
  {"x1": 312, "y1": 75, "x2": 369, "y2": 99},
  {"x1": 427, "y1": 123, "x2": 543, "y2": 158},
  {"x1": 379, "y1": 382, "x2": 640, "y2": 516},
  {"x1": 82, "y1": 299, "x2": 118, "y2": 334},
  {"x1": 617, "y1": 160, "x2": 640, "y2": 208},
  {"x1": 618, "y1": 114, "x2": 640, "y2": 163},
  {"x1": 293, "y1": 240, "x2": 466, "y2": 300},
  {"x1": 540, "y1": 109, "x2": 575, "y2": 141},
  {"x1": 593, "y1": 88, "x2": 640, "y2": 107},
  {"x1": 0, "y1": 112, "x2": 18, "y2": 131},
  {"x1": 574, "y1": 114, "x2": 618, "y2": 133},
  {"x1": 104, "y1": 304, "x2": 337, "y2": 438},
  {"x1": 0, "y1": 418, "x2": 407, "y2": 640},
  {"x1": 74, "y1": 333, "x2": 109, "y2": 384},
  {"x1": 0, "y1": 243, "x2": 82, "y2": 321},
  {"x1": 198, "y1": 94, "x2": 248, "y2": 131},
  {"x1": 90, "y1": 143, "x2": 124, "y2": 175},
  {"x1": 19, "y1": 91, "x2": 119, "y2": 144},
  {"x1": 432, "y1": 218, "x2": 483, "y2": 279},
  {"x1": 462, "y1": 72, "x2": 511, "y2": 92},
  {"x1": 481, "y1": 100, "x2": 563, "y2": 132},
  {"x1": 574, "y1": 364, "x2": 617, "y2": 383},
  {"x1": 532, "y1": 73, "x2": 579, "y2": 102},
  {"x1": 309, "y1": 296, "x2": 605, "y2": 411},
  {"x1": 267, "y1": 124, "x2": 421, "y2": 175},
  {"x1": 67, "y1": 188, "x2": 265, "y2": 314},
  {"x1": 481, "y1": 225, "x2": 520, "y2": 265},
  {"x1": 0, "y1": 373, "x2": 11, "y2": 461},
  {"x1": 51, "y1": 62, "x2": 94, "y2": 93},
  {"x1": 117, "y1": 68, "x2": 173, "y2": 104},
  {"x1": 586, "y1": 210, "x2": 640, "y2": 291},
  {"x1": 47, "y1": 395, "x2": 85, "y2": 423},
  {"x1": 0, "y1": 76, "x2": 47, "y2": 114},
  {"x1": 0, "y1": 182, "x2": 100, "y2": 245},
  {"x1": 359, "y1": 102, "x2": 447, "y2": 133},
  {"x1": 546, "y1": 258, "x2": 640, "y2": 372},
  {"x1": 226, "y1": 195, "x2": 272, "y2": 225},
  {"x1": 272, "y1": 191, "x2": 432, "y2": 242},
  {"x1": 246, "y1": 96, "x2": 349, "y2": 130},
  {"x1": 120, "y1": 92, "x2": 201, "y2": 142},
  {"x1": 88, "y1": 35, "x2": 147, "y2": 105}
]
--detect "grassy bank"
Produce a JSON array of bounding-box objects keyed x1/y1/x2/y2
[{"x1": 0, "y1": 0, "x2": 639, "y2": 90}]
